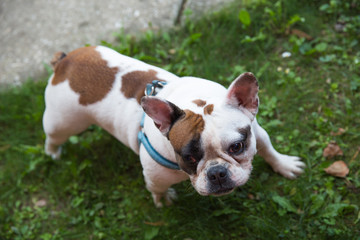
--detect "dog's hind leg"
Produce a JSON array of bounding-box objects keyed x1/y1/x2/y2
[
  {"x1": 253, "y1": 119, "x2": 306, "y2": 179},
  {"x1": 43, "y1": 107, "x2": 91, "y2": 159}
]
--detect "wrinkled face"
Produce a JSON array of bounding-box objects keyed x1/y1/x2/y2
[
  {"x1": 168, "y1": 105, "x2": 257, "y2": 196},
  {"x1": 142, "y1": 72, "x2": 260, "y2": 196}
]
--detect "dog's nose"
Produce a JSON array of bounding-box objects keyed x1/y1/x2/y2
[{"x1": 207, "y1": 166, "x2": 228, "y2": 185}]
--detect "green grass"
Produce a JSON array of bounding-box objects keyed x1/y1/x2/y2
[{"x1": 1, "y1": 0, "x2": 360, "y2": 239}]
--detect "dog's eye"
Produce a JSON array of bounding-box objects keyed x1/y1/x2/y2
[
  {"x1": 184, "y1": 155, "x2": 197, "y2": 165},
  {"x1": 228, "y1": 142, "x2": 245, "y2": 155}
]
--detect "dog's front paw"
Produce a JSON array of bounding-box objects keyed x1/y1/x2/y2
[
  {"x1": 272, "y1": 155, "x2": 306, "y2": 179},
  {"x1": 152, "y1": 188, "x2": 178, "y2": 208},
  {"x1": 164, "y1": 188, "x2": 177, "y2": 206}
]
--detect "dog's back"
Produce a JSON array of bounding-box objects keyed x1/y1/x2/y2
[{"x1": 43, "y1": 46, "x2": 178, "y2": 158}]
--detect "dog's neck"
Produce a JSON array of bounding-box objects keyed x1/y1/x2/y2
[{"x1": 141, "y1": 77, "x2": 227, "y2": 168}]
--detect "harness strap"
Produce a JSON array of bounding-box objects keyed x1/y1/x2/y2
[{"x1": 138, "y1": 81, "x2": 180, "y2": 170}]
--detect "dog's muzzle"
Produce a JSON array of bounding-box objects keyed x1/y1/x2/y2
[{"x1": 207, "y1": 165, "x2": 235, "y2": 195}]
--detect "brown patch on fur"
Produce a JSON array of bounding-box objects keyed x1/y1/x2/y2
[
  {"x1": 168, "y1": 110, "x2": 205, "y2": 152},
  {"x1": 51, "y1": 46, "x2": 119, "y2": 105},
  {"x1": 204, "y1": 104, "x2": 214, "y2": 115},
  {"x1": 192, "y1": 99, "x2": 207, "y2": 107},
  {"x1": 121, "y1": 70, "x2": 166, "y2": 104}
]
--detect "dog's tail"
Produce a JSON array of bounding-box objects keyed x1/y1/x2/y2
[{"x1": 50, "y1": 51, "x2": 67, "y2": 70}]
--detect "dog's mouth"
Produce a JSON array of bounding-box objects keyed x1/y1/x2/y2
[
  {"x1": 200, "y1": 183, "x2": 236, "y2": 196},
  {"x1": 210, "y1": 187, "x2": 235, "y2": 196},
  {"x1": 196, "y1": 186, "x2": 235, "y2": 196}
]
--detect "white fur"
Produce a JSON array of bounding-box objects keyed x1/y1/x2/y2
[{"x1": 43, "y1": 46, "x2": 305, "y2": 206}]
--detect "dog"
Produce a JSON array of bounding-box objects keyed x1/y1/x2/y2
[{"x1": 43, "y1": 46, "x2": 305, "y2": 207}]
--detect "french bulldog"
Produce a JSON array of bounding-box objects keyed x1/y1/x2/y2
[{"x1": 43, "y1": 46, "x2": 305, "y2": 207}]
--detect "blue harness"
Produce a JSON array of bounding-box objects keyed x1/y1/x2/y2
[{"x1": 137, "y1": 80, "x2": 181, "y2": 170}]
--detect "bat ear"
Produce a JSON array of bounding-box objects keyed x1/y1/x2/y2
[
  {"x1": 226, "y1": 72, "x2": 259, "y2": 118},
  {"x1": 141, "y1": 96, "x2": 185, "y2": 135}
]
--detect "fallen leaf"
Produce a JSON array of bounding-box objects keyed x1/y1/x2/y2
[
  {"x1": 323, "y1": 142, "x2": 343, "y2": 158},
  {"x1": 324, "y1": 160, "x2": 349, "y2": 178},
  {"x1": 144, "y1": 221, "x2": 166, "y2": 226},
  {"x1": 168, "y1": 49, "x2": 176, "y2": 55},
  {"x1": 291, "y1": 28, "x2": 313, "y2": 40},
  {"x1": 331, "y1": 128, "x2": 346, "y2": 136},
  {"x1": 248, "y1": 193, "x2": 255, "y2": 200},
  {"x1": 334, "y1": 23, "x2": 345, "y2": 32},
  {"x1": 35, "y1": 199, "x2": 47, "y2": 208}
]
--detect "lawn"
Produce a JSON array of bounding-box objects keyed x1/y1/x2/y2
[{"x1": 1, "y1": 0, "x2": 360, "y2": 239}]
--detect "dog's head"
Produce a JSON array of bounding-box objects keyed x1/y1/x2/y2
[{"x1": 141, "y1": 72, "x2": 259, "y2": 196}]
